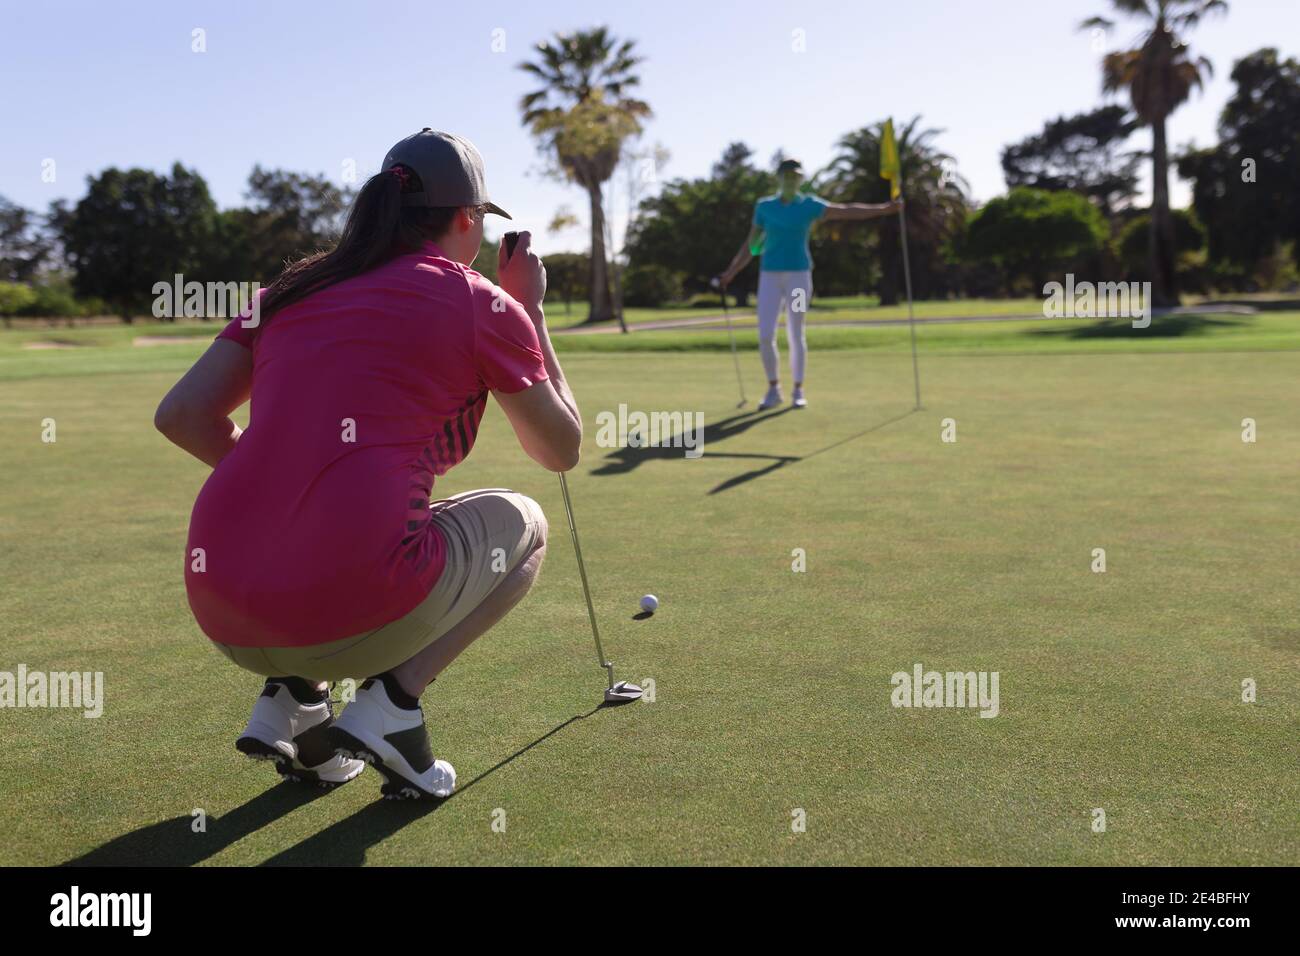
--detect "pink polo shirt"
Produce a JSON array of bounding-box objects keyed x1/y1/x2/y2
[{"x1": 185, "y1": 241, "x2": 548, "y2": 648}]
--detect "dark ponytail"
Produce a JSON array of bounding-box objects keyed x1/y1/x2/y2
[{"x1": 259, "y1": 166, "x2": 461, "y2": 320}]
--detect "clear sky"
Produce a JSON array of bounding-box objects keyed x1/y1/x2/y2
[{"x1": 4, "y1": 0, "x2": 1296, "y2": 254}]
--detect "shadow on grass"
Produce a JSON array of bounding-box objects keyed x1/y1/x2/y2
[
  {"x1": 1198, "y1": 298, "x2": 1300, "y2": 312},
  {"x1": 63, "y1": 705, "x2": 615, "y2": 867},
  {"x1": 589, "y1": 405, "x2": 812, "y2": 495},
  {"x1": 800, "y1": 409, "x2": 920, "y2": 462},
  {"x1": 62, "y1": 782, "x2": 330, "y2": 867},
  {"x1": 258, "y1": 704, "x2": 609, "y2": 866},
  {"x1": 591, "y1": 405, "x2": 921, "y2": 494},
  {"x1": 1028, "y1": 314, "x2": 1249, "y2": 339},
  {"x1": 707, "y1": 408, "x2": 920, "y2": 494},
  {"x1": 704, "y1": 409, "x2": 918, "y2": 494},
  {"x1": 588, "y1": 404, "x2": 917, "y2": 495},
  {"x1": 589, "y1": 406, "x2": 795, "y2": 480}
]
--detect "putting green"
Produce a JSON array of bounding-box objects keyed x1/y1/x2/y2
[{"x1": 0, "y1": 335, "x2": 1296, "y2": 865}]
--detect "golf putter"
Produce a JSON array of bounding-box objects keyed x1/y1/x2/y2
[
  {"x1": 711, "y1": 276, "x2": 747, "y2": 408},
  {"x1": 504, "y1": 231, "x2": 641, "y2": 706},
  {"x1": 557, "y1": 472, "x2": 642, "y2": 705}
]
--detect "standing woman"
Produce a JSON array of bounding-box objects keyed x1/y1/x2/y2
[
  {"x1": 155, "y1": 130, "x2": 580, "y2": 800},
  {"x1": 719, "y1": 158, "x2": 901, "y2": 410}
]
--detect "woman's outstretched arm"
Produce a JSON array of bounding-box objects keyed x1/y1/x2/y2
[{"x1": 822, "y1": 199, "x2": 903, "y2": 222}]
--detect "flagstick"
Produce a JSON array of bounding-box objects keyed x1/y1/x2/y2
[{"x1": 896, "y1": 197, "x2": 922, "y2": 410}]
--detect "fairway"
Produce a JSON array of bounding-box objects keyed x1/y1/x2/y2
[{"x1": 2, "y1": 335, "x2": 1296, "y2": 865}]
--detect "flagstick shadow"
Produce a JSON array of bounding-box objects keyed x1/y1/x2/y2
[
  {"x1": 704, "y1": 452, "x2": 801, "y2": 494},
  {"x1": 799, "y1": 409, "x2": 919, "y2": 461},
  {"x1": 703, "y1": 408, "x2": 919, "y2": 494}
]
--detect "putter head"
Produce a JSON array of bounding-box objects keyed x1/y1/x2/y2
[{"x1": 604, "y1": 680, "x2": 643, "y2": 705}]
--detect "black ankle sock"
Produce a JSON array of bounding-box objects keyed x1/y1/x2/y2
[
  {"x1": 267, "y1": 676, "x2": 328, "y2": 706},
  {"x1": 370, "y1": 671, "x2": 422, "y2": 711}
]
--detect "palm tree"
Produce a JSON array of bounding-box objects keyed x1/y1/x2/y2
[
  {"x1": 518, "y1": 28, "x2": 650, "y2": 324},
  {"x1": 820, "y1": 117, "x2": 969, "y2": 305},
  {"x1": 1081, "y1": 0, "x2": 1227, "y2": 306}
]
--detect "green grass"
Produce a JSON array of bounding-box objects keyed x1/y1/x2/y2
[
  {"x1": 6, "y1": 311, "x2": 1300, "y2": 385},
  {"x1": 553, "y1": 304, "x2": 728, "y2": 329},
  {"x1": 550, "y1": 297, "x2": 1050, "y2": 329},
  {"x1": 559, "y1": 292, "x2": 1298, "y2": 329},
  {"x1": 1, "y1": 321, "x2": 1296, "y2": 865},
  {"x1": 549, "y1": 310, "x2": 1300, "y2": 356}
]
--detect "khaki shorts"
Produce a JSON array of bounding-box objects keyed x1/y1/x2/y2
[{"x1": 213, "y1": 488, "x2": 547, "y2": 681}]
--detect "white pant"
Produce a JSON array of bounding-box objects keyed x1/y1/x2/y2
[{"x1": 756, "y1": 270, "x2": 811, "y2": 384}]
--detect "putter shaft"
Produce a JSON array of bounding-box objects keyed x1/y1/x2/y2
[
  {"x1": 557, "y1": 471, "x2": 612, "y2": 687},
  {"x1": 719, "y1": 284, "x2": 747, "y2": 406}
]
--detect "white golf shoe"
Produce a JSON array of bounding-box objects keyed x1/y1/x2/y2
[
  {"x1": 758, "y1": 384, "x2": 783, "y2": 411},
  {"x1": 327, "y1": 678, "x2": 456, "y2": 800},
  {"x1": 792, "y1": 386, "x2": 807, "y2": 408},
  {"x1": 235, "y1": 681, "x2": 365, "y2": 789}
]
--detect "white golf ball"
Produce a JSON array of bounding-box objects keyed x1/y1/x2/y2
[{"x1": 639, "y1": 594, "x2": 659, "y2": 613}]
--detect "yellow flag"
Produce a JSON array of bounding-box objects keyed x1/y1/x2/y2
[{"x1": 880, "y1": 118, "x2": 901, "y2": 200}]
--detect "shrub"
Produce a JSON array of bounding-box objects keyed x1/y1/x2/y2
[
  {"x1": 0, "y1": 282, "x2": 37, "y2": 323},
  {"x1": 17, "y1": 282, "x2": 81, "y2": 319},
  {"x1": 622, "y1": 264, "x2": 685, "y2": 307}
]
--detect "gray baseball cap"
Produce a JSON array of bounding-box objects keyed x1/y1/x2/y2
[{"x1": 381, "y1": 129, "x2": 511, "y2": 219}]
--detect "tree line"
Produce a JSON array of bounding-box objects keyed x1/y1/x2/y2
[
  {"x1": 0, "y1": 165, "x2": 351, "y2": 323},
  {"x1": 5, "y1": 5, "x2": 1299, "y2": 324}
]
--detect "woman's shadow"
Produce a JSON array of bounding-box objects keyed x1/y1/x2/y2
[
  {"x1": 591, "y1": 406, "x2": 916, "y2": 495},
  {"x1": 62, "y1": 706, "x2": 606, "y2": 867},
  {"x1": 590, "y1": 407, "x2": 801, "y2": 494},
  {"x1": 62, "y1": 784, "x2": 330, "y2": 867}
]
